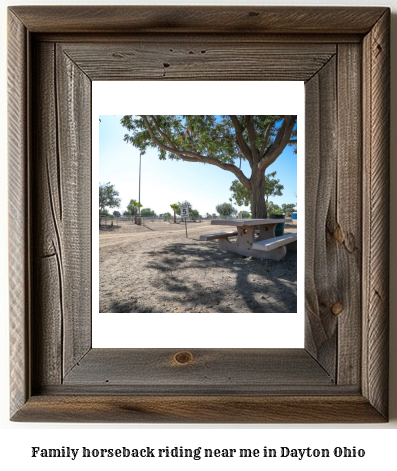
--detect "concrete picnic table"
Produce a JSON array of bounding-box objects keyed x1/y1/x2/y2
[{"x1": 200, "y1": 218, "x2": 297, "y2": 260}]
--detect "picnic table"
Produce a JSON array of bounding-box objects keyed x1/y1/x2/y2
[{"x1": 200, "y1": 218, "x2": 297, "y2": 261}]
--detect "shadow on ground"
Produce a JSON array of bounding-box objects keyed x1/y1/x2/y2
[{"x1": 104, "y1": 240, "x2": 297, "y2": 313}]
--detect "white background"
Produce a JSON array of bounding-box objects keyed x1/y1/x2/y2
[{"x1": 1, "y1": 0, "x2": 396, "y2": 470}]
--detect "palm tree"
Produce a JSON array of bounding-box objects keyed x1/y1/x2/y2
[
  {"x1": 170, "y1": 203, "x2": 180, "y2": 224},
  {"x1": 126, "y1": 199, "x2": 142, "y2": 224}
]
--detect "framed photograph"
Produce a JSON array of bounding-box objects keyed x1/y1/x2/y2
[
  {"x1": 94, "y1": 83, "x2": 304, "y2": 348},
  {"x1": 8, "y1": 6, "x2": 390, "y2": 423}
]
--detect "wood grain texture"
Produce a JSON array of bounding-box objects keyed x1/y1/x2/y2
[
  {"x1": 32, "y1": 42, "x2": 92, "y2": 388},
  {"x1": 304, "y1": 56, "x2": 338, "y2": 378},
  {"x1": 11, "y1": 396, "x2": 385, "y2": 424},
  {"x1": 62, "y1": 349, "x2": 333, "y2": 392},
  {"x1": 305, "y1": 43, "x2": 371, "y2": 389},
  {"x1": 32, "y1": 42, "x2": 63, "y2": 387},
  {"x1": 55, "y1": 45, "x2": 92, "y2": 376},
  {"x1": 8, "y1": 6, "x2": 390, "y2": 423},
  {"x1": 336, "y1": 44, "x2": 362, "y2": 386},
  {"x1": 9, "y1": 6, "x2": 387, "y2": 34},
  {"x1": 34, "y1": 33, "x2": 363, "y2": 45},
  {"x1": 60, "y1": 42, "x2": 335, "y2": 82},
  {"x1": 362, "y1": 10, "x2": 390, "y2": 419},
  {"x1": 8, "y1": 10, "x2": 30, "y2": 418}
]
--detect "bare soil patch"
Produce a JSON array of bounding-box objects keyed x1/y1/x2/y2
[{"x1": 99, "y1": 220, "x2": 297, "y2": 313}]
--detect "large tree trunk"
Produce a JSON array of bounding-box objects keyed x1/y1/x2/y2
[{"x1": 250, "y1": 176, "x2": 267, "y2": 218}]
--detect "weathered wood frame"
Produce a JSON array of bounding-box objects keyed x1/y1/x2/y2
[{"x1": 8, "y1": 6, "x2": 390, "y2": 423}]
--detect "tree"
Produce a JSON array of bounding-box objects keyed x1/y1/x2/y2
[
  {"x1": 230, "y1": 171, "x2": 284, "y2": 215},
  {"x1": 99, "y1": 182, "x2": 121, "y2": 225},
  {"x1": 240, "y1": 210, "x2": 251, "y2": 218},
  {"x1": 113, "y1": 210, "x2": 121, "y2": 217},
  {"x1": 140, "y1": 208, "x2": 156, "y2": 217},
  {"x1": 178, "y1": 200, "x2": 193, "y2": 210},
  {"x1": 281, "y1": 203, "x2": 296, "y2": 217},
  {"x1": 170, "y1": 203, "x2": 180, "y2": 223},
  {"x1": 162, "y1": 212, "x2": 172, "y2": 220},
  {"x1": 190, "y1": 209, "x2": 200, "y2": 221},
  {"x1": 177, "y1": 200, "x2": 201, "y2": 221},
  {"x1": 126, "y1": 199, "x2": 143, "y2": 223},
  {"x1": 121, "y1": 115, "x2": 296, "y2": 218},
  {"x1": 216, "y1": 202, "x2": 237, "y2": 219},
  {"x1": 267, "y1": 201, "x2": 283, "y2": 215}
]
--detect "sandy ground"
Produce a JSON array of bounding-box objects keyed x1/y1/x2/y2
[{"x1": 99, "y1": 220, "x2": 297, "y2": 313}]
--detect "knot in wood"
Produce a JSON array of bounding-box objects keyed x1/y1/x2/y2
[
  {"x1": 174, "y1": 351, "x2": 193, "y2": 365},
  {"x1": 331, "y1": 302, "x2": 344, "y2": 316},
  {"x1": 333, "y1": 225, "x2": 344, "y2": 244}
]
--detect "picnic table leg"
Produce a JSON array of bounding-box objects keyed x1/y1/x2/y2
[
  {"x1": 217, "y1": 224, "x2": 287, "y2": 260},
  {"x1": 255, "y1": 224, "x2": 276, "y2": 241},
  {"x1": 218, "y1": 225, "x2": 255, "y2": 257}
]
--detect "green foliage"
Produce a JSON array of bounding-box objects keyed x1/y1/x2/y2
[
  {"x1": 281, "y1": 203, "x2": 296, "y2": 217},
  {"x1": 113, "y1": 210, "x2": 121, "y2": 217},
  {"x1": 230, "y1": 171, "x2": 284, "y2": 207},
  {"x1": 177, "y1": 201, "x2": 200, "y2": 220},
  {"x1": 267, "y1": 201, "x2": 283, "y2": 215},
  {"x1": 178, "y1": 200, "x2": 193, "y2": 211},
  {"x1": 121, "y1": 115, "x2": 296, "y2": 218},
  {"x1": 100, "y1": 209, "x2": 114, "y2": 219},
  {"x1": 121, "y1": 115, "x2": 296, "y2": 165},
  {"x1": 170, "y1": 203, "x2": 180, "y2": 223},
  {"x1": 123, "y1": 115, "x2": 239, "y2": 163},
  {"x1": 140, "y1": 208, "x2": 157, "y2": 217},
  {"x1": 126, "y1": 199, "x2": 142, "y2": 214},
  {"x1": 99, "y1": 182, "x2": 121, "y2": 211},
  {"x1": 229, "y1": 180, "x2": 249, "y2": 207},
  {"x1": 216, "y1": 202, "x2": 237, "y2": 218},
  {"x1": 162, "y1": 212, "x2": 172, "y2": 220},
  {"x1": 190, "y1": 209, "x2": 200, "y2": 220},
  {"x1": 240, "y1": 210, "x2": 251, "y2": 218}
]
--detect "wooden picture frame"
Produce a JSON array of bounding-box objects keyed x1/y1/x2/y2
[{"x1": 8, "y1": 6, "x2": 390, "y2": 423}]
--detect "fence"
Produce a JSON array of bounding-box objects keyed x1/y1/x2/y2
[{"x1": 99, "y1": 215, "x2": 214, "y2": 226}]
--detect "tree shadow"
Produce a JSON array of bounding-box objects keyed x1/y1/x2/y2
[{"x1": 141, "y1": 240, "x2": 297, "y2": 313}]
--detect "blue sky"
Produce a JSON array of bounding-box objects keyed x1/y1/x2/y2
[{"x1": 99, "y1": 115, "x2": 297, "y2": 216}]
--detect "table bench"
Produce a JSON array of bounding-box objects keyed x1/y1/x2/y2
[
  {"x1": 199, "y1": 231, "x2": 238, "y2": 241},
  {"x1": 200, "y1": 219, "x2": 296, "y2": 260},
  {"x1": 252, "y1": 233, "x2": 297, "y2": 252}
]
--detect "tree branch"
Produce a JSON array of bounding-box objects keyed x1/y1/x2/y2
[
  {"x1": 147, "y1": 115, "x2": 177, "y2": 150},
  {"x1": 258, "y1": 116, "x2": 297, "y2": 173},
  {"x1": 140, "y1": 115, "x2": 251, "y2": 188},
  {"x1": 259, "y1": 121, "x2": 276, "y2": 157},
  {"x1": 229, "y1": 115, "x2": 253, "y2": 166},
  {"x1": 245, "y1": 115, "x2": 260, "y2": 163}
]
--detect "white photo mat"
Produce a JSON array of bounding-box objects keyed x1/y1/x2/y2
[{"x1": 92, "y1": 81, "x2": 305, "y2": 348}]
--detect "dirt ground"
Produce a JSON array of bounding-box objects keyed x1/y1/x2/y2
[{"x1": 99, "y1": 220, "x2": 297, "y2": 313}]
